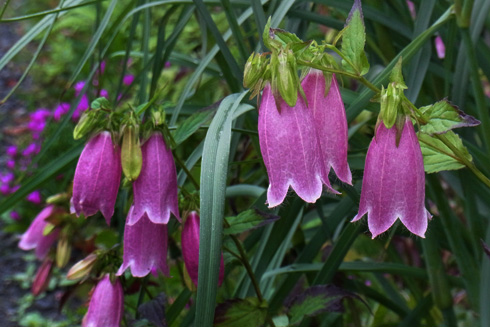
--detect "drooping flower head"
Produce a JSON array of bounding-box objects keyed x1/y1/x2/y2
[
  {"x1": 82, "y1": 275, "x2": 124, "y2": 327},
  {"x1": 352, "y1": 118, "x2": 431, "y2": 238},
  {"x1": 302, "y1": 70, "x2": 352, "y2": 184},
  {"x1": 258, "y1": 84, "x2": 337, "y2": 208},
  {"x1": 72, "y1": 131, "x2": 122, "y2": 224},
  {"x1": 117, "y1": 208, "x2": 169, "y2": 278},
  {"x1": 19, "y1": 205, "x2": 60, "y2": 259},
  {"x1": 128, "y1": 133, "x2": 180, "y2": 225},
  {"x1": 181, "y1": 211, "x2": 224, "y2": 287}
]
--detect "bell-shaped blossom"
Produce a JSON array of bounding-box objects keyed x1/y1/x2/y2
[
  {"x1": 117, "y1": 208, "x2": 169, "y2": 277},
  {"x1": 352, "y1": 118, "x2": 431, "y2": 238},
  {"x1": 19, "y1": 205, "x2": 60, "y2": 259},
  {"x1": 72, "y1": 132, "x2": 121, "y2": 224},
  {"x1": 258, "y1": 84, "x2": 336, "y2": 208},
  {"x1": 128, "y1": 133, "x2": 179, "y2": 225},
  {"x1": 302, "y1": 71, "x2": 352, "y2": 184},
  {"x1": 82, "y1": 275, "x2": 124, "y2": 327},
  {"x1": 181, "y1": 211, "x2": 224, "y2": 287}
]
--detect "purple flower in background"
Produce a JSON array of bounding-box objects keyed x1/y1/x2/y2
[
  {"x1": 406, "y1": 0, "x2": 416, "y2": 19},
  {"x1": 0, "y1": 172, "x2": 14, "y2": 184},
  {"x1": 82, "y1": 275, "x2": 123, "y2": 327},
  {"x1": 435, "y1": 35, "x2": 445, "y2": 59},
  {"x1": 72, "y1": 132, "x2": 122, "y2": 224},
  {"x1": 75, "y1": 81, "x2": 86, "y2": 94},
  {"x1": 352, "y1": 118, "x2": 431, "y2": 238},
  {"x1": 0, "y1": 184, "x2": 10, "y2": 195},
  {"x1": 26, "y1": 190, "x2": 42, "y2": 204},
  {"x1": 302, "y1": 71, "x2": 352, "y2": 184},
  {"x1": 7, "y1": 145, "x2": 17, "y2": 157},
  {"x1": 165, "y1": 61, "x2": 171, "y2": 68},
  {"x1": 258, "y1": 84, "x2": 337, "y2": 208},
  {"x1": 72, "y1": 94, "x2": 90, "y2": 121},
  {"x1": 123, "y1": 74, "x2": 135, "y2": 86},
  {"x1": 6, "y1": 159, "x2": 15, "y2": 170},
  {"x1": 32, "y1": 258, "x2": 53, "y2": 296},
  {"x1": 181, "y1": 211, "x2": 224, "y2": 287},
  {"x1": 10, "y1": 211, "x2": 21, "y2": 220},
  {"x1": 54, "y1": 103, "x2": 70, "y2": 121},
  {"x1": 22, "y1": 143, "x2": 41, "y2": 157},
  {"x1": 128, "y1": 133, "x2": 180, "y2": 225},
  {"x1": 30, "y1": 108, "x2": 51, "y2": 122},
  {"x1": 117, "y1": 208, "x2": 169, "y2": 277},
  {"x1": 19, "y1": 205, "x2": 60, "y2": 259}
]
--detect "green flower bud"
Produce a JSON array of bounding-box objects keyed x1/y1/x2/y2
[
  {"x1": 73, "y1": 110, "x2": 102, "y2": 140},
  {"x1": 121, "y1": 124, "x2": 143, "y2": 181},
  {"x1": 56, "y1": 232, "x2": 71, "y2": 268},
  {"x1": 272, "y1": 49, "x2": 299, "y2": 107},
  {"x1": 66, "y1": 253, "x2": 97, "y2": 280},
  {"x1": 243, "y1": 53, "x2": 268, "y2": 89}
]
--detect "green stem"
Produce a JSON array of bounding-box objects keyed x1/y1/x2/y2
[
  {"x1": 0, "y1": 0, "x2": 11, "y2": 20},
  {"x1": 173, "y1": 154, "x2": 200, "y2": 190},
  {"x1": 135, "y1": 275, "x2": 150, "y2": 319},
  {"x1": 460, "y1": 27, "x2": 490, "y2": 156}
]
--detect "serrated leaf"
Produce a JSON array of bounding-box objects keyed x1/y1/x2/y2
[
  {"x1": 214, "y1": 297, "x2": 267, "y2": 327},
  {"x1": 224, "y1": 209, "x2": 279, "y2": 235},
  {"x1": 418, "y1": 131, "x2": 472, "y2": 173},
  {"x1": 341, "y1": 0, "x2": 369, "y2": 75},
  {"x1": 419, "y1": 99, "x2": 480, "y2": 135},
  {"x1": 286, "y1": 285, "x2": 364, "y2": 325},
  {"x1": 172, "y1": 109, "x2": 215, "y2": 146}
]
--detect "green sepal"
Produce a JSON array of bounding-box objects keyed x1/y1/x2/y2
[
  {"x1": 73, "y1": 109, "x2": 104, "y2": 140},
  {"x1": 120, "y1": 121, "x2": 142, "y2": 182}
]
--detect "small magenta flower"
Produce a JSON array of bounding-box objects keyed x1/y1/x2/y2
[
  {"x1": 26, "y1": 190, "x2": 42, "y2": 204},
  {"x1": 352, "y1": 118, "x2": 431, "y2": 238},
  {"x1": 72, "y1": 132, "x2": 122, "y2": 224},
  {"x1": 123, "y1": 74, "x2": 134, "y2": 86},
  {"x1": 82, "y1": 275, "x2": 124, "y2": 327},
  {"x1": 435, "y1": 35, "x2": 445, "y2": 59},
  {"x1": 22, "y1": 143, "x2": 41, "y2": 157},
  {"x1": 117, "y1": 208, "x2": 169, "y2": 277},
  {"x1": 11, "y1": 211, "x2": 21, "y2": 220},
  {"x1": 302, "y1": 71, "x2": 352, "y2": 184},
  {"x1": 181, "y1": 211, "x2": 224, "y2": 287},
  {"x1": 258, "y1": 84, "x2": 336, "y2": 208},
  {"x1": 54, "y1": 103, "x2": 70, "y2": 121},
  {"x1": 0, "y1": 172, "x2": 14, "y2": 184},
  {"x1": 128, "y1": 133, "x2": 180, "y2": 225},
  {"x1": 6, "y1": 159, "x2": 15, "y2": 170},
  {"x1": 7, "y1": 145, "x2": 17, "y2": 157},
  {"x1": 19, "y1": 205, "x2": 60, "y2": 259}
]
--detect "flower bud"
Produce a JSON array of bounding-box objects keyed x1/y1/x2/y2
[
  {"x1": 67, "y1": 253, "x2": 97, "y2": 280},
  {"x1": 73, "y1": 110, "x2": 102, "y2": 140},
  {"x1": 72, "y1": 132, "x2": 122, "y2": 224},
  {"x1": 32, "y1": 258, "x2": 53, "y2": 296},
  {"x1": 56, "y1": 232, "x2": 71, "y2": 268},
  {"x1": 181, "y1": 211, "x2": 224, "y2": 287},
  {"x1": 82, "y1": 275, "x2": 124, "y2": 327},
  {"x1": 243, "y1": 53, "x2": 267, "y2": 89},
  {"x1": 120, "y1": 124, "x2": 142, "y2": 181},
  {"x1": 271, "y1": 49, "x2": 299, "y2": 107}
]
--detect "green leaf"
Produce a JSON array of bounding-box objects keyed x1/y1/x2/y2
[
  {"x1": 418, "y1": 131, "x2": 472, "y2": 173},
  {"x1": 287, "y1": 285, "x2": 362, "y2": 325},
  {"x1": 419, "y1": 99, "x2": 480, "y2": 135},
  {"x1": 214, "y1": 298, "x2": 267, "y2": 327},
  {"x1": 172, "y1": 109, "x2": 215, "y2": 146},
  {"x1": 224, "y1": 209, "x2": 279, "y2": 235},
  {"x1": 341, "y1": 0, "x2": 369, "y2": 75}
]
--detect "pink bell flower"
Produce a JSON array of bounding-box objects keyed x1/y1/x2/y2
[
  {"x1": 117, "y1": 208, "x2": 169, "y2": 277},
  {"x1": 128, "y1": 133, "x2": 180, "y2": 225},
  {"x1": 19, "y1": 205, "x2": 60, "y2": 259},
  {"x1": 72, "y1": 132, "x2": 122, "y2": 224},
  {"x1": 302, "y1": 71, "x2": 352, "y2": 185},
  {"x1": 82, "y1": 275, "x2": 124, "y2": 327},
  {"x1": 181, "y1": 211, "x2": 224, "y2": 287},
  {"x1": 352, "y1": 118, "x2": 431, "y2": 238},
  {"x1": 258, "y1": 84, "x2": 337, "y2": 208}
]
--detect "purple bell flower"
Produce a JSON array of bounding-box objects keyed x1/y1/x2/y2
[
  {"x1": 128, "y1": 133, "x2": 180, "y2": 225},
  {"x1": 82, "y1": 275, "x2": 124, "y2": 327},
  {"x1": 302, "y1": 71, "x2": 352, "y2": 184},
  {"x1": 181, "y1": 211, "x2": 224, "y2": 287},
  {"x1": 72, "y1": 132, "x2": 122, "y2": 224},
  {"x1": 352, "y1": 118, "x2": 431, "y2": 238},
  {"x1": 19, "y1": 205, "x2": 60, "y2": 259},
  {"x1": 258, "y1": 84, "x2": 337, "y2": 208},
  {"x1": 117, "y1": 208, "x2": 169, "y2": 277}
]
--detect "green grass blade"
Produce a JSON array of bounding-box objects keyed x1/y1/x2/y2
[{"x1": 196, "y1": 92, "x2": 251, "y2": 327}]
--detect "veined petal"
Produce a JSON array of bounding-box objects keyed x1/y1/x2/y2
[
  {"x1": 302, "y1": 71, "x2": 352, "y2": 184},
  {"x1": 117, "y1": 208, "x2": 169, "y2": 278},
  {"x1": 72, "y1": 132, "x2": 121, "y2": 225},
  {"x1": 82, "y1": 275, "x2": 124, "y2": 327},
  {"x1": 259, "y1": 85, "x2": 335, "y2": 208},
  {"x1": 129, "y1": 133, "x2": 180, "y2": 225}
]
